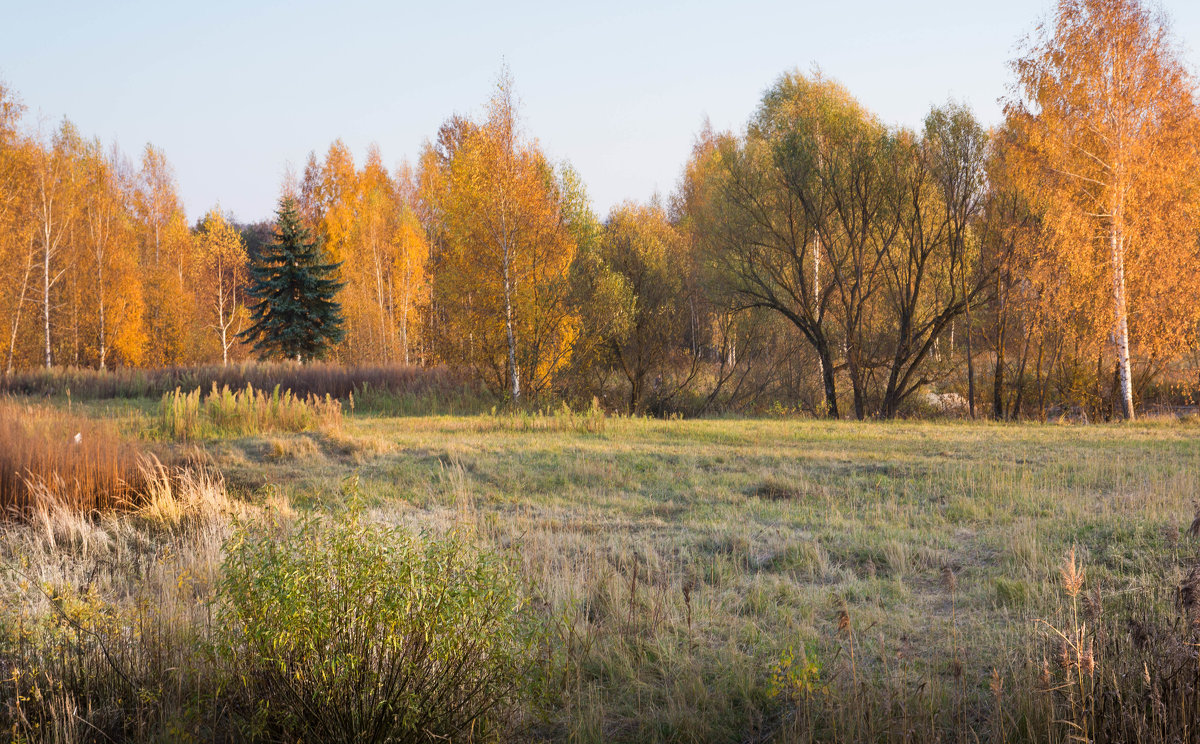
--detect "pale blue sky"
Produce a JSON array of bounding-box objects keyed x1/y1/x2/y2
[{"x1": 4, "y1": 0, "x2": 1199, "y2": 222}]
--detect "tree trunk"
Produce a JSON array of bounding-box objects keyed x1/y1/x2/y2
[
  {"x1": 6, "y1": 236, "x2": 35, "y2": 376},
  {"x1": 43, "y1": 222, "x2": 52, "y2": 369},
  {"x1": 218, "y1": 263, "x2": 229, "y2": 367},
  {"x1": 991, "y1": 271, "x2": 1008, "y2": 419},
  {"x1": 1110, "y1": 214, "x2": 1135, "y2": 420},
  {"x1": 1034, "y1": 339, "x2": 1046, "y2": 422},
  {"x1": 964, "y1": 297, "x2": 976, "y2": 419},
  {"x1": 849, "y1": 354, "x2": 866, "y2": 421},
  {"x1": 399, "y1": 271, "x2": 411, "y2": 366},
  {"x1": 502, "y1": 245, "x2": 520, "y2": 402},
  {"x1": 1010, "y1": 326, "x2": 1032, "y2": 421},
  {"x1": 815, "y1": 336, "x2": 839, "y2": 419},
  {"x1": 991, "y1": 332, "x2": 1004, "y2": 421},
  {"x1": 98, "y1": 273, "x2": 106, "y2": 370}
]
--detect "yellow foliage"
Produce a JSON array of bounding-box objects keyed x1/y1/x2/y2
[{"x1": 422, "y1": 72, "x2": 578, "y2": 399}]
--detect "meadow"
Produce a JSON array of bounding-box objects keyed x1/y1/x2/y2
[{"x1": 3, "y1": 383, "x2": 1200, "y2": 742}]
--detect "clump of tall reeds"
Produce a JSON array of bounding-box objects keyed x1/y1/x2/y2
[
  {"x1": 1023, "y1": 547, "x2": 1200, "y2": 743},
  {"x1": 0, "y1": 399, "x2": 146, "y2": 516},
  {"x1": 158, "y1": 383, "x2": 341, "y2": 441}
]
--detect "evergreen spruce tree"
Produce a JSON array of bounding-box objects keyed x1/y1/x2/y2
[{"x1": 239, "y1": 197, "x2": 346, "y2": 361}]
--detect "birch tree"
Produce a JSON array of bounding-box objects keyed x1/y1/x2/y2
[
  {"x1": 32, "y1": 120, "x2": 83, "y2": 368},
  {"x1": 1006, "y1": 0, "x2": 1200, "y2": 419},
  {"x1": 195, "y1": 208, "x2": 247, "y2": 366},
  {"x1": 427, "y1": 71, "x2": 578, "y2": 401},
  {"x1": 0, "y1": 84, "x2": 35, "y2": 374}
]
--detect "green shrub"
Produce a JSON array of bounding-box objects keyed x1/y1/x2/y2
[{"x1": 218, "y1": 514, "x2": 537, "y2": 743}]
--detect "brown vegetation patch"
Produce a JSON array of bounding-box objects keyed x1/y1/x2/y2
[{"x1": 0, "y1": 399, "x2": 147, "y2": 516}]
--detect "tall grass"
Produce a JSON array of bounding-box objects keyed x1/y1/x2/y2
[
  {"x1": 158, "y1": 384, "x2": 342, "y2": 440},
  {"x1": 5, "y1": 409, "x2": 1200, "y2": 742},
  {"x1": 0, "y1": 462, "x2": 253, "y2": 742},
  {"x1": 1, "y1": 362, "x2": 471, "y2": 402},
  {"x1": 469, "y1": 399, "x2": 609, "y2": 434},
  {"x1": 1, "y1": 478, "x2": 538, "y2": 743},
  {"x1": 0, "y1": 399, "x2": 145, "y2": 516},
  {"x1": 759, "y1": 546, "x2": 1200, "y2": 743}
]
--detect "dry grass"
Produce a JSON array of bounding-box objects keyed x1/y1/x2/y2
[
  {"x1": 158, "y1": 383, "x2": 342, "y2": 441},
  {"x1": 0, "y1": 460, "x2": 269, "y2": 742},
  {"x1": 4, "y1": 402, "x2": 1200, "y2": 742},
  {"x1": 467, "y1": 400, "x2": 609, "y2": 434},
  {"x1": 328, "y1": 415, "x2": 1200, "y2": 742},
  {"x1": 0, "y1": 399, "x2": 146, "y2": 516},
  {"x1": 0, "y1": 362, "x2": 473, "y2": 402}
]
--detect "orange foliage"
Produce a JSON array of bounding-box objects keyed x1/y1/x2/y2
[
  {"x1": 1005, "y1": 0, "x2": 1200, "y2": 416},
  {"x1": 421, "y1": 72, "x2": 578, "y2": 399}
]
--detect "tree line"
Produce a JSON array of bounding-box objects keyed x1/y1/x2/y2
[{"x1": 2, "y1": 0, "x2": 1198, "y2": 419}]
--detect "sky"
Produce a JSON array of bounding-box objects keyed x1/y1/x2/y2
[{"x1": 4, "y1": 0, "x2": 1200, "y2": 223}]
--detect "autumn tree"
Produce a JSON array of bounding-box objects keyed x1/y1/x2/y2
[
  {"x1": 687, "y1": 73, "x2": 994, "y2": 418},
  {"x1": 575, "y1": 201, "x2": 696, "y2": 413},
  {"x1": 924, "y1": 104, "x2": 989, "y2": 417},
  {"x1": 32, "y1": 120, "x2": 84, "y2": 368},
  {"x1": 389, "y1": 164, "x2": 431, "y2": 365},
  {"x1": 770, "y1": 75, "x2": 898, "y2": 419},
  {"x1": 79, "y1": 139, "x2": 143, "y2": 369},
  {"x1": 871, "y1": 109, "x2": 993, "y2": 418},
  {"x1": 687, "y1": 90, "x2": 843, "y2": 417},
  {"x1": 300, "y1": 143, "x2": 431, "y2": 365},
  {"x1": 423, "y1": 72, "x2": 578, "y2": 401},
  {"x1": 135, "y1": 145, "x2": 196, "y2": 366},
  {"x1": 0, "y1": 83, "x2": 36, "y2": 374},
  {"x1": 195, "y1": 208, "x2": 247, "y2": 366},
  {"x1": 1005, "y1": 0, "x2": 1200, "y2": 419},
  {"x1": 967, "y1": 123, "x2": 1063, "y2": 421}
]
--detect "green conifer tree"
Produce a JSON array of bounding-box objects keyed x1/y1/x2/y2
[{"x1": 239, "y1": 197, "x2": 346, "y2": 361}]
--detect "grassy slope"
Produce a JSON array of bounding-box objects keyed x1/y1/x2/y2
[{"x1": 208, "y1": 414, "x2": 1200, "y2": 741}]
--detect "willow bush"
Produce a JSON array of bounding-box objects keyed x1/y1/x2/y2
[{"x1": 218, "y1": 514, "x2": 539, "y2": 743}]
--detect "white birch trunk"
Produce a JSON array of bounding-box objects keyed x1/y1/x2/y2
[
  {"x1": 1111, "y1": 205, "x2": 1135, "y2": 420},
  {"x1": 6, "y1": 236, "x2": 35, "y2": 375}
]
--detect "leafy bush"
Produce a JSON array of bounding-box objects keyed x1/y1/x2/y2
[
  {"x1": 219, "y1": 514, "x2": 538, "y2": 743},
  {"x1": 158, "y1": 383, "x2": 341, "y2": 440}
]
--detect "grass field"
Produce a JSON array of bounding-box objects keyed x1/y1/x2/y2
[{"x1": 4, "y1": 397, "x2": 1200, "y2": 742}]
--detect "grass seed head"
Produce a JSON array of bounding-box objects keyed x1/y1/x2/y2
[
  {"x1": 1060, "y1": 546, "x2": 1085, "y2": 597},
  {"x1": 1079, "y1": 638, "x2": 1095, "y2": 675},
  {"x1": 836, "y1": 608, "x2": 851, "y2": 636},
  {"x1": 1059, "y1": 641, "x2": 1073, "y2": 670}
]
